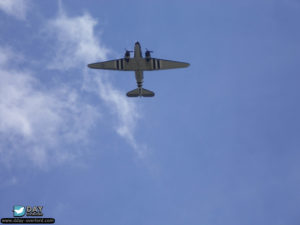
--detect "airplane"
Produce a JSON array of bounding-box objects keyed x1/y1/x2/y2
[{"x1": 87, "y1": 42, "x2": 190, "y2": 97}]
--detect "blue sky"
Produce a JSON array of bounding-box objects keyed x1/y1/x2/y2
[{"x1": 0, "y1": 0, "x2": 300, "y2": 224}]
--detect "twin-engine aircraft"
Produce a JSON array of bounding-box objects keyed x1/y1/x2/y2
[{"x1": 88, "y1": 42, "x2": 190, "y2": 97}]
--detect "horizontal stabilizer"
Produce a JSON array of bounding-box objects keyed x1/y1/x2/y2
[
  {"x1": 127, "y1": 89, "x2": 140, "y2": 97},
  {"x1": 126, "y1": 88, "x2": 155, "y2": 97}
]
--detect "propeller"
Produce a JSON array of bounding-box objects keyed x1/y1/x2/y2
[
  {"x1": 124, "y1": 49, "x2": 133, "y2": 59},
  {"x1": 145, "y1": 49, "x2": 153, "y2": 59},
  {"x1": 124, "y1": 49, "x2": 133, "y2": 61},
  {"x1": 124, "y1": 49, "x2": 133, "y2": 53},
  {"x1": 145, "y1": 48, "x2": 153, "y2": 53}
]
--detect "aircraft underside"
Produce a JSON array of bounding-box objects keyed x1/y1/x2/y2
[{"x1": 87, "y1": 42, "x2": 189, "y2": 97}]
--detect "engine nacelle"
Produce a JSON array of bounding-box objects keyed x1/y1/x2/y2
[
  {"x1": 124, "y1": 50, "x2": 131, "y2": 62},
  {"x1": 145, "y1": 50, "x2": 151, "y2": 62}
]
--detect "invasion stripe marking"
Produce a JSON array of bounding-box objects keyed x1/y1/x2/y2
[
  {"x1": 120, "y1": 59, "x2": 124, "y2": 70},
  {"x1": 157, "y1": 59, "x2": 160, "y2": 69},
  {"x1": 153, "y1": 59, "x2": 156, "y2": 70},
  {"x1": 116, "y1": 60, "x2": 119, "y2": 70}
]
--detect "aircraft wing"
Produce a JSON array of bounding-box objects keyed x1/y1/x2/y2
[
  {"x1": 88, "y1": 58, "x2": 136, "y2": 71},
  {"x1": 142, "y1": 58, "x2": 190, "y2": 71},
  {"x1": 88, "y1": 58, "x2": 190, "y2": 71}
]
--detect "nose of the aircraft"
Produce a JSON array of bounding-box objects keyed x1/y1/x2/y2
[{"x1": 135, "y1": 41, "x2": 140, "y2": 46}]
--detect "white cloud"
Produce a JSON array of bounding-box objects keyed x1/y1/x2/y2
[
  {"x1": 0, "y1": 0, "x2": 29, "y2": 20},
  {"x1": 84, "y1": 71, "x2": 147, "y2": 157},
  {"x1": 47, "y1": 8, "x2": 146, "y2": 157},
  {"x1": 0, "y1": 47, "x2": 101, "y2": 169},
  {"x1": 47, "y1": 11, "x2": 109, "y2": 70},
  {"x1": 0, "y1": 5, "x2": 147, "y2": 170}
]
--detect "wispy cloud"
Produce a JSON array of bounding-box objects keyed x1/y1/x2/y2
[
  {"x1": 0, "y1": 0, "x2": 29, "y2": 20},
  {"x1": 46, "y1": 7, "x2": 146, "y2": 157},
  {"x1": 47, "y1": 10, "x2": 109, "y2": 70},
  {"x1": 0, "y1": 46, "x2": 101, "y2": 169},
  {"x1": 0, "y1": 4, "x2": 146, "y2": 171}
]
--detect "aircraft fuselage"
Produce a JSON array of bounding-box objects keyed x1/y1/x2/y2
[{"x1": 133, "y1": 42, "x2": 144, "y2": 88}]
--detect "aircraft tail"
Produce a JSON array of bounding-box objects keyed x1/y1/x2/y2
[{"x1": 126, "y1": 88, "x2": 155, "y2": 97}]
